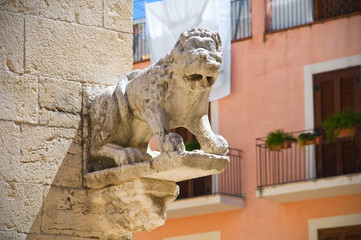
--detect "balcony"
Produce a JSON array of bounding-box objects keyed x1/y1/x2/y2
[
  {"x1": 265, "y1": 0, "x2": 361, "y2": 32},
  {"x1": 256, "y1": 129, "x2": 361, "y2": 202},
  {"x1": 133, "y1": 0, "x2": 252, "y2": 63},
  {"x1": 167, "y1": 148, "x2": 244, "y2": 219}
]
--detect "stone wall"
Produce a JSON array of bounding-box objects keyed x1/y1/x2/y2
[{"x1": 0, "y1": 0, "x2": 133, "y2": 239}]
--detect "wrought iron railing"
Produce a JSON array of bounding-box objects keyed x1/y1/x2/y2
[
  {"x1": 218, "y1": 147, "x2": 243, "y2": 196},
  {"x1": 315, "y1": 0, "x2": 361, "y2": 20},
  {"x1": 265, "y1": 0, "x2": 361, "y2": 32},
  {"x1": 133, "y1": 0, "x2": 252, "y2": 63},
  {"x1": 256, "y1": 129, "x2": 361, "y2": 187},
  {"x1": 176, "y1": 147, "x2": 242, "y2": 199}
]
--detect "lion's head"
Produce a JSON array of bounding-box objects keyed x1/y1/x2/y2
[{"x1": 154, "y1": 28, "x2": 223, "y2": 91}]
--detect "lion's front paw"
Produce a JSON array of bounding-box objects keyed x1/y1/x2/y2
[
  {"x1": 159, "y1": 133, "x2": 185, "y2": 152},
  {"x1": 114, "y1": 147, "x2": 152, "y2": 166},
  {"x1": 202, "y1": 134, "x2": 228, "y2": 156}
]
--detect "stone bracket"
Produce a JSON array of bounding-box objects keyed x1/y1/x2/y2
[{"x1": 84, "y1": 151, "x2": 229, "y2": 190}]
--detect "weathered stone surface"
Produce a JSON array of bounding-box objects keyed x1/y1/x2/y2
[
  {"x1": 84, "y1": 151, "x2": 229, "y2": 190},
  {"x1": 20, "y1": 125, "x2": 77, "y2": 184},
  {"x1": 41, "y1": 180, "x2": 177, "y2": 238},
  {"x1": 25, "y1": 16, "x2": 133, "y2": 85},
  {"x1": 39, "y1": 0, "x2": 102, "y2": 27},
  {"x1": 0, "y1": 11, "x2": 24, "y2": 73},
  {"x1": 104, "y1": 0, "x2": 133, "y2": 33},
  {"x1": 88, "y1": 28, "x2": 228, "y2": 168},
  {"x1": 0, "y1": 71, "x2": 38, "y2": 123},
  {"x1": 39, "y1": 77, "x2": 82, "y2": 114},
  {"x1": 84, "y1": 161, "x2": 152, "y2": 189},
  {"x1": 0, "y1": 0, "x2": 40, "y2": 15},
  {"x1": 145, "y1": 151, "x2": 229, "y2": 181},
  {"x1": 0, "y1": 181, "x2": 43, "y2": 233},
  {"x1": 26, "y1": 233, "x2": 96, "y2": 240},
  {"x1": 0, "y1": 230, "x2": 8, "y2": 239},
  {"x1": 91, "y1": 179, "x2": 178, "y2": 238},
  {"x1": 39, "y1": 109, "x2": 81, "y2": 129},
  {"x1": 0, "y1": 121, "x2": 21, "y2": 182},
  {"x1": 9, "y1": 230, "x2": 27, "y2": 240}
]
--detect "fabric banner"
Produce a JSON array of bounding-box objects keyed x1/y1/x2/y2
[{"x1": 145, "y1": 0, "x2": 231, "y2": 101}]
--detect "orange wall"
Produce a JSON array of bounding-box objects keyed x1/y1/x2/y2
[
  {"x1": 132, "y1": 2, "x2": 361, "y2": 238},
  {"x1": 134, "y1": 194, "x2": 361, "y2": 240}
]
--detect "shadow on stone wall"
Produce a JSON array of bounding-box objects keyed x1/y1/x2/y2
[{"x1": 24, "y1": 125, "x2": 178, "y2": 240}]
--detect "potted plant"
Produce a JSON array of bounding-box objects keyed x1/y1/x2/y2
[
  {"x1": 321, "y1": 110, "x2": 361, "y2": 142},
  {"x1": 184, "y1": 141, "x2": 201, "y2": 151},
  {"x1": 297, "y1": 131, "x2": 322, "y2": 146},
  {"x1": 265, "y1": 129, "x2": 296, "y2": 151}
]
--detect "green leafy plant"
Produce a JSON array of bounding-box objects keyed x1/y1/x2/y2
[
  {"x1": 297, "y1": 132, "x2": 322, "y2": 146},
  {"x1": 321, "y1": 110, "x2": 361, "y2": 142},
  {"x1": 265, "y1": 129, "x2": 296, "y2": 151},
  {"x1": 184, "y1": 141, "x2": 201, "y2": 151}
]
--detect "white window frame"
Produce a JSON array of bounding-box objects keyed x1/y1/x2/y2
[{"x1": 308, "y1": 213, "x2": 361, "y2": 240}]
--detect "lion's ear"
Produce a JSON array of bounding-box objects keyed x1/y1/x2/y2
[{"x1": 215, "y1": 33, "x2": 222, "y2": 51}]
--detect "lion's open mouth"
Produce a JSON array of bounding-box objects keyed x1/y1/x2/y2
[
  {"x1": 185, "y1": 74, "x2": 215, "y2": 87},
  {"x1": 186, "y1": 74, "x2": 215, "y2": 84},
  {"x1": 187, "y1": 74, "x2": 203, "y2": 81}
]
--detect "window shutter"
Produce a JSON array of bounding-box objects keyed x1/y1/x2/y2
[{"x1": 313, "y1": 66, "x2": 361, "y2": 177}]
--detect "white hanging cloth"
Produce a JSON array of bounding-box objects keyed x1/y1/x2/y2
[{"x1": 145, "y1": 0, "x2": 231, "y2": 101}]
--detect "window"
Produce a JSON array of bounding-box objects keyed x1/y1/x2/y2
[
  {"x1": 133, "y1": 19, "x2": 149, "y2": 63},
  {"x1": 231, "y1": 0, "x2": 252, "y2": 40},
  {"x1": 318, "y1": 224, "x2": 361, "y2": 240},
  {"x1": 313, "y1": 66, "x2": 361, "y2": 178}
]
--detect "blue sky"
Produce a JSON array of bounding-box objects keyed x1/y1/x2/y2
[{"x1": 133, "y1": 0, "x2": 163, "y2": 19}]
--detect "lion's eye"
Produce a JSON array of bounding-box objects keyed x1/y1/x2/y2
[{"x1": 187, "y1": 74, "x2": 203, "y2": 81}]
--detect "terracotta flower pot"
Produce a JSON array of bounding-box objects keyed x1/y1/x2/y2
[
  {"x1": 334, "y1": 127, "x2": 358, "y2": 139},
  {"x1": 269, "y1": 140, "x2": 293, "y2": 151},
  {"x1": 297, "y1": 136, "x2": 323, "y2": 146}
]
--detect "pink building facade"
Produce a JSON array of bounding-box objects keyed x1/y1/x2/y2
[{"x1": 133, "y1": 1, "x2": 361, "y2": 239}]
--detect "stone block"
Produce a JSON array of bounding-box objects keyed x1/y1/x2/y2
[
  {"x1": 0, "y1": 181, "x2": 43, "y2": 233},
  {"x1": 104, "y1": 0, "x2": 133, "y2": 33},
  {"x1": 0, "y1": 0, "x2": 40, "y2": 15},
  {"x1": 0, "y1": 11, "x2": 24, "y2": 74},
  {"x1": 38, "y1": 0, "x2": 102, "y2": 27},
  {"x1": 39, "y1": 109, "x2": 81, "y2": 129},
  {"x1": 25, "y1": 16, "x2": 133, "y2": 85},
  {"x1": 39, "y1": 77, "x2": 82, "y2": 114},
  {"x1": 20, "y1": 125, "x2": 77, "y2": 185},
  {"x1": 0, "y1": 71, "x2": 38, "y2": 123},
  {"x1": 0, "y1": 120, "x2": 21, "y2": 182}
]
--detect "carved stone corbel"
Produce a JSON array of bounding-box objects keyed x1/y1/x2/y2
[{"x1": 83, "y1": 27, "x2": 229, "y2": 239}]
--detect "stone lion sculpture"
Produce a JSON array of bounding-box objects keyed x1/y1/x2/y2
[{"x1": 89, "y1": 27, "x2": 228, "y2": 167}]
